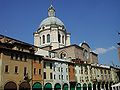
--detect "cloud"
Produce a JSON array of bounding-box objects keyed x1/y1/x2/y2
[{"x1": 93, "y1": 46, "x2": 116, "y2": 54}]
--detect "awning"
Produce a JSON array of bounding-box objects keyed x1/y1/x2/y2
[
  {"x1": 44, "y1": 83, "x2": 52, "y2": 89},
  {"x1": 111, "y1": 82, "x2": 120, "y2": 87},
  {"x1": 33, "y1": 82, "x2": 42, "y2": 89},
  {"x1": 55, "y1": 84, "x2": 61, "y2": 89}
]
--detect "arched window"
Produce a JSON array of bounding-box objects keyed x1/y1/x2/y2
[
  {"x1": 62, "y1": 35, "x2": 64, "y2": 44},
  {"x1": 40, "y1": 37, "x2": 41, "y2": 45},
  {"x1": 58, "y1": 34, "x2": 61, "y2": 43},
  {"x1": 47, "y1": 34, "x2": 50, "y2": 43},
  {"x1": 83, "y1": 50, "x2": 89, "y2": 60},
  {"x1": 43, "y1": 35, "x2": 45, "y2": 44},
  {"x1": 60, "y1": 52, "x2": 66, "y2": 59}
]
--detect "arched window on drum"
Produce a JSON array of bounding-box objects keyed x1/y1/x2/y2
[
  {"x1": 43, "y1": 35, "x2": 45, "y2": 44},
  {"x1": 47, "y1": 34, "x2": 50, "y2": 43},
  {"x1": 62, "y1": 35, "x2": 64, "y2": 44}
]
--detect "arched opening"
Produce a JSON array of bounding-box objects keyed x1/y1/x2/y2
[
  {"x1": 97, "y1": 82, "x2": 100, "y2": 90},
  {"x1": 54, "y1": 83, "x2": 61, "y2": 90},
  {"x1": 83, "y1": 83, "x2": 87, "y2": 90},
  {"x1": 105, "y1": 82, "x2": 108, "y2": 90},
  {"x1": 109, "y1": 82, "x2": 112, "y2": 90},
  {"x1": 4, "y1": 81, "x2": 17, "y2": 90},
  {"x1": 63, "y1": 83, "x2": 68, "y2": 90},
  {"x1": 47, "y1": 34, "x2": 50, "y2": 43},
  {"x1": 88, "y1": 83, "x2": 92, "y2": 90},
  {"x1": 44, "y1": 83, "x2": 52, "y2": 90},
  {"x1": 32, "y1": 82, "x2": 42, "y2": 90},
  {"x1": 93, "y1": 83, "x2": 96, "y2": 90},
  {"x1": 43, "y1": 35, "x2": 45, "y2": 44},
  {"x1": 76, "y1": 83, "x2": 81, "y2": 90},
  {"x1": 40, "y1": 37, "x2": 41, "y2": 45},
  {"x1": 60, "y1": 52, "x2": 66, "y2": 59},
  {"x1": 19, "y1": 82, "x2": 30, "y2": 90},
  {"x1": 70, "y1": 84, "x2": 75, "y2": 90},
  {"x1": 58, "y1": 34, "x2": 61, "y2": 43},
  {"x1": 62, "y1": 35, "x2": 64, "y2": 44},
  {"x1": 102, "y1": 82, "x2": 104, "y2": 89},
  {"x1": 83, "y1": 49, "x2": 89, "y2": 60}
]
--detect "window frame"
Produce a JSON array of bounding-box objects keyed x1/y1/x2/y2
[
  {"x1": 47, "y1": 34, "x2": 50, "y2": 43},
  {"x1": 15, "y1": 66, "x2": 18, "y2": 74}
]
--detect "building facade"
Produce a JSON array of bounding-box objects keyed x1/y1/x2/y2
[
  {"x1": 0, "y1": 35, "x2": 34, "y2": 90},
  {"x1": 43, "y1": 57, "x2": 70, "y2": 90}
]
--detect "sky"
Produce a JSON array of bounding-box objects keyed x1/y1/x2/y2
[{"x1": 0, "y1": 0, "x2": 120, "y2": 66}]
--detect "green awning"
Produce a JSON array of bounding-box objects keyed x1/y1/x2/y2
[
  {"x1": 77, "y1": 83, "x2": 81, "y2": 87},
  {"x1": 55, "y1": 84, "x2": 61, "y2": 89},
  {"x1": 83, "y1": 83, "x2": 87, "y2": 87},
  {"x1": 44, "y1": 83, "x2": 52, "y2": 89},
  {"x1": 88, "y1": 83, "x2": 92, "y2": 87},
  {"x1": 71, "y1": 87, "x2": 75, "y2": 90},
  {"x1": 88, "y1": 83, "x2": 92, "y2": 90},
  {"x1": 63, "y1": 84, "x2": 68, "y2": 90},
  {"x1": 33, "y1": 83, "x2": 42, "y2": 89}
]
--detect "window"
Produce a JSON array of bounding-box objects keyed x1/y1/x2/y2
[
  {"x1": 59, "y1": 75, "x2": 60, "y2": 79},
  {"x1": 105, "y1": 70, "x2": 106, "y2": 74},
  {"x1": 54, "y1": 74, "x2": 56, "y2": 79},
  {"x1": 44, "y1": 62, "x2": 46, "y2": 68},
  {"x1": 34, "y1": 68, "x2": 36, "y2": 75},
  {"x1": 58, "y1": 67, "x2": 60, "y2": 72},
  {"x1": 83, "y1": 50, "x2": 89, "y2": 60},
  {"x1": 54, "y1": 66, "x2": 55, "y2": 71},
  {"x1": 101, "y1": 70, "x2": 103, "y2": 74},
  {"x1": 66, "y1": 75, "x2": 68, "y2": 80},
  {"x1": 47, "y1": 34, "x2": 50, "y2": 43},
  {"x1": 58, "y1": 34, "x2": 61, "y2": 43},
  {"x1": 61, "y1": 68, "x2": 63, "y2": 72},
  {"x1": 60, "y1": 52, "x2": 66, "y2": 59},
  {"x1": 15, "y1": 54, "x2": 18, "y2": 60},
  {"x1": 66, "y1": 68, "x2": 68, "y2": 72},
  {"x1": 81, "y1": 66, "x2": 83, "y2": 74},
  {"x1": 62, "y1": 35, "x2": 64, "y2": 44},
  {"x1": 62, "y1": 75, "x2": 63, "y2": 80},
  {"x1": 39, "y1": 58, "x2": 41, "y2": 63},
  {"x1": 39, "y1": 69, "x2": 41, "y2": 75},
  {"x1": 15, "y1": 66, "x2": 18, "y2": 74},
  {"x1": 44, "y1": 72, "x2": 46, "y2": 79},
  {"x1": 24, "y1": 67, "x2": 27, "y2": 76},
  {"x1": 85, "y1": 66, "x2": 88, "y2": 75},
  {"x1": 43, "y1": 35, "x2": 45, "y2": 44},
  {"x1": 50, "y1": 63, "x2": 52, "y2": 69},
  {"x1": 11, "y1": 53, "x2": 14, "y2": 59},
  {"x1": 40, "y1": 37, "x2": 41, "y2": 45},
  {"x1": 5, "y1": 65, "x2": 8, "y2": 73},
  {"x1": 50, "y1": 73, "x2": 52, "y2": 79}
]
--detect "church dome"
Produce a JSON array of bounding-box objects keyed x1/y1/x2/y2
[
  {"x1": 39, "y1": 17, "x2": 64, "y2": 27},
  {"x1": 38, "y1": 5, "x2": 65, "y2": 29}
]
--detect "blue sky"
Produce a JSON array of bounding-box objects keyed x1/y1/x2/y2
[{"x1": 0, "y1": 0, "x2": 120, "y2": 65}]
